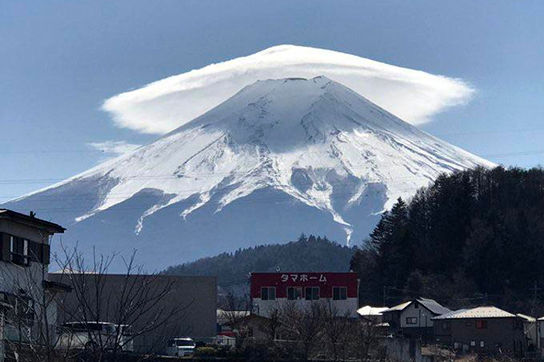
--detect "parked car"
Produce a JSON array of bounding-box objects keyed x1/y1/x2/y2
[
  {"x1": 57, "y1": 321, "x2": 133, "y2": 352},
  {"x1": 165, "y1": 337, "x2": 196, "y2": 357}
]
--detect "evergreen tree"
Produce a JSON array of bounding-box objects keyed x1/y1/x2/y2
[{"x1": 352, "y1": 166, "x2": 544, "y2": 314}]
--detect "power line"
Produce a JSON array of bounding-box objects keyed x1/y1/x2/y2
[
  {"x1": 3, "y1": 126, "x2": 544, "y2": 154},
  {"x1": 0, "y1": 171, "x2": 439, "y2": 186},
  {"x1": 434, "y1": 127, "x2": 544, "y2": 138}
]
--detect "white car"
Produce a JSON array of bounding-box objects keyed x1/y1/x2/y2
[
  {"x1": 165, "y1": 337, "x2": 196, "y2": 357},
  {"x1": 57, "y1": 321, "x2": 133, "y2": 352}
]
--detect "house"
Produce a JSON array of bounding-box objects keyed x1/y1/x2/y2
[
  {"x1": 217, "y1": 308, "x2": 251, "y2": 327},
  {"x1": 381, "y1": 298, "x2": 451, "y2": 340},
  {"x1": 0, "y1": 209, "x2": 64, "y2": 286},
  {"x1": 238, "y1": 313, "x2": 276, "y2": 340},
  {"x1": 217, "y1": 308, "x2": 251, "y2": 335},
  {"x1": 250, "y1": 272, "x2": 359, "y2": 318},
  {"x1": 0, "y1": 209, "x2": 67, "y2": 352},
  {"x1": 433, "y1": 306, "x2": 528, "y2": 357}
]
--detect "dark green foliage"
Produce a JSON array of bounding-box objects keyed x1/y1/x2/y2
[
  {"x1": 351, "y1": 166, "x2": 544, "y2": 313},
  {"x1": 164, "y1": 235, "x2": 355, "y2": 290}
]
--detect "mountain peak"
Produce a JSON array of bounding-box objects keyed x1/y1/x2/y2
[
  {"x1": 181, "y1": 75, "x2": 415, "y2": 150},
  {"x1": 5, "y1": 78, "x2": 493, "y2": 270}
]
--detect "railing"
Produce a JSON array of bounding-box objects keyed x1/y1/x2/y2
[{"x1": 10, "y1": 252, "x2": 29, "y2": 266}]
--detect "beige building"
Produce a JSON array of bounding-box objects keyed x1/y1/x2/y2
[{"x1": 0, "y1": 209, "x2": 66, "y2": 354}]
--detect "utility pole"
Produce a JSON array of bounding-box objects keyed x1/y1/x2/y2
[
  {"x1": 0, "y1": 310, "x2": 4, "y2": 362},
  {"x1": 383, "y1": 286, "x2": 386, "y2": 307},
  {"x1": 530, "y1": 282, "x2": 541, "y2": 352},
  {"x1": 530, "y1": 281, "x2": 540, "y2": 317}
]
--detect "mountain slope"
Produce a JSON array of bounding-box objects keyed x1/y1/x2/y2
[
  {"x1": 4, "y1": 77, "x2": 493, "y2": 270},
  {"x1": 164, "y1": 234, "x2": 355, "y2": 293}
]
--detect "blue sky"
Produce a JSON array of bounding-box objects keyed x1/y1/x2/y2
[{"x1": 1, "y1": 0, "x2": 543, "y2": 201}]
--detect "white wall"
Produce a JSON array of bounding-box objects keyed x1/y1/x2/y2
[
  {"x1": 253, "y1": 297, "x2": 358, "y2": 318},
  {"x1": 0, "y1": 219, "x2": 57, "y2": 343},
  {"x1": 399, "y1": 303, "x2": 434, "y2": 328}
]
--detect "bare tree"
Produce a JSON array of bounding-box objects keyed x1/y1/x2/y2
[
  {"x1": 235, "y1": 301, "x2": 383, "y2": 361},
  {"x1": 221, "y1": 292, "x2": 251, "y2": 332},
  {"x1": 279, "y1": 301, "x2": 324, "y2": 361},
  {"x1": 348, "y1": 318, "x2": 382, "y2": 360},
  {"x1": 320, "y1": 301, "x2": 352, "y2": 361},
  {"x1": 261, "y1": 308, "x2": 282, "y2": 342},
  {"x1": 52, "y1": 245, "x2": 191, "y2": 361}
]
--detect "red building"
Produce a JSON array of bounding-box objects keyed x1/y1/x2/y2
[{"x1": 250, "y1": 272, "x2": 359, "y2": 318}]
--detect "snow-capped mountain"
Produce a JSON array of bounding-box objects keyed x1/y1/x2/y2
[{"x1": 4, "y1": 77, "x2": 493, "y2": 270}]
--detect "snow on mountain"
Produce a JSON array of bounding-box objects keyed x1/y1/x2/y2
[{"x1": 5, "y1": 77, "x2": 493, "y2": 270}]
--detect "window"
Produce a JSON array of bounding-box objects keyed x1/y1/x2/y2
[
  {"x1": 476, "y1": 320, "x2": 487, "y2": 329},
  {"x1": 2, "y1": 233, "x2": 49, "y2": 266},
  {"x1": 406, "y1": 317, "x2": 418, "y2": 325},
  {"x1": 470, "y1": 341, "x2": 476, "y2": 347},
  {"x1": 305, "y1": 287, "x2": 319, "y2": 300},
  {"x1": 480, "y1": 341, "x2": 484, "y2": 348},
  {"x1": 9, "y1": 236, "x2": 29, "y2": 266},
  {"x1": 261, "y1": 287, "x2": 276, "y2": 300},
  {"x1": 333, "y1": 287, "x2": 347, "y2": 300},
  {"x1": 287, "y1": 287, "x2": 303, "y2": 300}
]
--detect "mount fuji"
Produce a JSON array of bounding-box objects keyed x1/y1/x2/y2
[{"x1": 4, "y1": 76, "x2": 493, "y2": 270}]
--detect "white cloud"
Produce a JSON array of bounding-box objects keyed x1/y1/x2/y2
[
  {"x1": 102, "y1": 44, "x2": 474, "y2": 134},
  {"x1": 87, "y1": 141, "x2": 141, "y2": 156}
]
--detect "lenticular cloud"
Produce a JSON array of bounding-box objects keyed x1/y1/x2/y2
[{"x1": 103, "y1": 45, "x2": 474, "y2": 134}]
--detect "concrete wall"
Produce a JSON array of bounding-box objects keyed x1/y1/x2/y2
[
  {"x1": 382, "y1": 337, "x2": 429, "y2": 362},
  {"x1": 50, "y1": 273, "x2": 217, "y2": 353}
]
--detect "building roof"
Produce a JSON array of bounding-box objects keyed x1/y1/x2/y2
[
  {"x1": 357, "y1": 305, "x2": 389, "y2": 316},
  {"x1": 417, "y1": 298, "x2": 451, "y2": 315},
  {"x1": 0, "y1": 209, "x2": 65, "y2": 234},
  {"x1": 385, "y1": 301, "x2": 411, "y2": 312},
  {"x1": 42, "y1": 279, "x2": 72, "y2": 293},
  {"x1": 384, "y1": 298, "x2": 451, "y2": 316},
  {"x1": 433, "y1": 306, "x2": 516, "y2": 320},
  {"x1": 216, "y1": 309, "x2": 251, "y2": 325},
  {"x1": 516, "y1": 313, "x2": 536, "y2": 322},
  {"x1": 434, "y1": 309, "x2": 468, "y2": 319}
]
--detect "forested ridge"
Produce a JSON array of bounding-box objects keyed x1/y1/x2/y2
[
  {"x1": 351, "y1": 166, "x2": 544, "y2": 313},
  {"x1": 165, "y1": 235, "x2": 355, "y2": 291}
]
